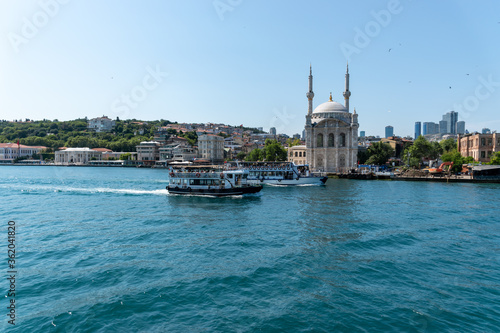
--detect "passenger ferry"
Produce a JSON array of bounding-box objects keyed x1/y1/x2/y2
[
  {"x1": 167, "y1": 167, "x2": 263, "y2": 196},
  {"x1": 225, "y1": 162, "x2": 328, "y2": 186}
]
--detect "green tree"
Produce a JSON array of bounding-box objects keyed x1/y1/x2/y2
[
  {"x1": 365, "y1": 141, "x2": 394, "y2": 165},
  {"x1": 262, "y1": 139, "x2": 287, "y2": 161},
  {"x1": 440, "y1": 137, "x2": 457, "y2": 152},
  {"x1": 441, "y1": 150, "x2": 464, "y2": 173},
  {"x1": 404, "y1": 136, "x2": 442, "y2": 167},
  {"x1": 286, "y1": 138, "x2": 301, "y2": 147},
  {"x1": 489, "y1": 152, "x2": 500, "y2": 165},
  {"x1": 120, "y1": 153, "x2": 132, "y2": 160},
  {"x1": 236, "y1": 151, "x2": 247, "y2": 160},
  {"x1": 246, "y1": 148, "x2": 263, "y2": 161}
]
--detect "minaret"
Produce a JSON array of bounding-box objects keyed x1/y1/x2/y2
[
  {"x1": 343, "y1": 62, "x2": 351, "y2": 112},
  {"x1": 306, "y1": 64, "x2": 314, "y2": 115}
]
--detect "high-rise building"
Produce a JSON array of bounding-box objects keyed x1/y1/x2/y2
[
  {"x1": 482, "y1": 128, "x2": 491, "y2": 134},
  {"x1": 439, "y1": 120, "x2": 447, "y2": 134},
  {"x1": 442, "y1": 111, "x2": 458, "y2": 134},
  {"x1": 269, "y1": 127, "x2": 277, "y2": 135},
  {"x1": 423, "y1": 122, "x2": 439, "y2": 135},
  {"x1": 457, "y1": 121, "x2": 465, "y2": 134},
  {"x1": 360, "y1": 131, "x2": 365, "y2": 137},
  {"x1": 385, "y1": 126, "x2": 394, "y2": 138},
  {"x1": 414, "y1": 122, "x2": 421, "y2": 140}
]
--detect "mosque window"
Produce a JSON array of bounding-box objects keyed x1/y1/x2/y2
[
  {"x1": 299, "y1": 152, "x2": 302, "y2": 157},
  {"x1": 317, "y1": 134, "x2": 324, "y2": 147},
  {"x1": 295, "y1": 152, "x2": 298, "y2": 157},
  {"x1": 328, "y1": 133, "x2": 334, "y2": 147},
  {"x1": 304, "y1": 151, "x2": 306, "y2": 157},
  {"x1": 340, "y1": 133, "x2": 346, "y2": 147}
]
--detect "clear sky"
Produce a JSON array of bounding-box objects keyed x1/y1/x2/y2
[{"x1": 1, "y1": 0, "x2": 499, "y2": 137}]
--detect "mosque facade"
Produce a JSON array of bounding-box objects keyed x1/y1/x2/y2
[{"x1": 304, "y1": 65, "x2": 359, "y2": 172}]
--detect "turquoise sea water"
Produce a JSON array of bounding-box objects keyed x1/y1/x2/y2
[{"x1": 0, "y1": 166, "x2": 499, "y2": 332}]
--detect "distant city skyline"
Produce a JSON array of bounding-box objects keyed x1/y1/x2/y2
[{"x1": 1, "y1": 1, "x2": 500, "y2": 137}]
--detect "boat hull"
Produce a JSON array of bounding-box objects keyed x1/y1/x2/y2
[{"x1": 167, "y1": 185, "x2": 262, "y2": 196}]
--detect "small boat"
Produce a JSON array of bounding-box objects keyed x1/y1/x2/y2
[
  {"x1": 166, "y1": 168, "x2": 262, "y2": 196},
  {"x1": 225, "y1": 161, "x2": 328, "y2": 185}
]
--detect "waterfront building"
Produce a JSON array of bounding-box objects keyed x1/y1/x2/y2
[
  {"x1": 55, "y1": 147, "x2": 102, "y2": 165},
  {"x1": 288, "y1": 145, "x2": 307, "y2": 166},
  {"x1": 304, "y1": 64, "x2": 358, "y2": 172},
  {"x1": 88, "y1": 116, "x2": 115, "y2": 132},
  {"x1": 458, "y1": 132, "x2": 500, "y2": 163},
  {"x1": 269, "y1": 127, "x2": 277, "y2": 135},
  {"x1": 136, "y1": 141, "x2": 160, "y2": 165},
  {"x1": 0, "y1": 143, "x2": 47, "y2": 162},
  {"x1": 198, "y1": 134, "x2": 224, "y2": 164},
  {"x1": 414, "y1": 122, "x2": 421, "y2": 140},
  {"x1": 385, "y1": 126, "x2": 394, "y2": 138}
]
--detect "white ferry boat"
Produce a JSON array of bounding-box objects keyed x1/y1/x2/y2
[
  {"x1": 167, "y1": 168, "x2": 262, "y2": 196},
  {"x1": 225, "y1": 162, "x2": 328, "y2": 186}
]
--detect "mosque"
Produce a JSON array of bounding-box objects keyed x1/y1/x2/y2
[{"x1": 304, "y1": 64, "x2": 359, "y2": 172}]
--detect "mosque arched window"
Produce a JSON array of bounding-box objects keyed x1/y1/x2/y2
[
  {"x1": 317, "y1": 134, "x2": 324, "y2": 147},
  {"x1": 299, "y1": 152, "x2": 302, "y2": 157},
  {"x1": 340, "y1": 133, "x2": 346, "y2": 147},
  {"x1": 295, "y1": 152, "x2": 298, "y2": 157},
  {"x1": 328, "y1": 133, "x2": 334, "y2": 147}
]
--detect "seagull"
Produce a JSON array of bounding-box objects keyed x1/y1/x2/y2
[
  {"x1": 388, "y1": 48, "x2": 392, "y2": 52},
  {"x1": 51, "y1": 321, "x2": 56, "y2": 327},
  {"x1": 449, "y1": 86, "x2": 452, "y2": 89}
]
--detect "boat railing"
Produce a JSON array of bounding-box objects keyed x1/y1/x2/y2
[{"x1": 169, "y1": 172, "x2": 222, "y2": 179}]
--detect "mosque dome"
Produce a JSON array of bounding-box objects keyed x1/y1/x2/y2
[{"x1": 313, "y1": 94, "x2": 347, "y2": 114}]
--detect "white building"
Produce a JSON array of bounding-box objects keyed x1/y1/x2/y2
[
  {"x1": 88, "y1": 116, "x2": 115, "y2": 132},
  {"x1": 198, "y1": 134, "x2": 224, "y2": 164},
  {"x1": 304, "y1": 65, "x2": 359, "y2": 172},
  {"x1": 55, "y1": 148, "x2": 102, "y2": 165},
  {"x1": 288, "y1": 145, "x2": 307, "y2": 165},
  {"x1": 0, "y1": 143, "x2": 47, "y2": 162},
  {"x1": 136, "y1": 141, "x2": 160, "y2": 165}
]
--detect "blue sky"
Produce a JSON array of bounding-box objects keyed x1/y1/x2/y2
[{"x1": 1, "y1": 0, "x2": 499, "y2": 137}]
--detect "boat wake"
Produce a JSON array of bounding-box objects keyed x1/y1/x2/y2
[{"x1": 17, "y1": 185, "x2": 169, "y2": 196}]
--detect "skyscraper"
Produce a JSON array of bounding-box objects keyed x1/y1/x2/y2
[
  {"x1": 439, "y1": 120, "x2": 447, "y2": 134},
  {"x1": 457, "y1": 121, "x2": 465, "y2": 134},
  {"x1": 442, "y1": 111, "x2": 458, "y2": 134},
  {"x1": 414, "y1": 122, "x2": 421, "y2": 140},
  {"x1": 360, "y1": 131, "x2": 365, "y2": 137},
  {"x1": 385, "y1": 126, "x2": 394, "y2": 138}
]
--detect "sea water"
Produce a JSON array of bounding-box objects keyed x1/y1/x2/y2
[{"x1": 1, "y1": 166, "x2": 499, "y2": 332}]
